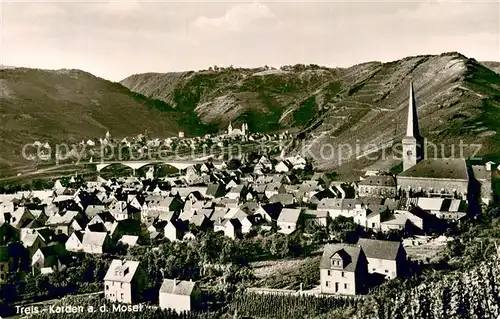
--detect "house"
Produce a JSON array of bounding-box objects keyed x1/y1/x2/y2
[
  {"x1": 358, "y1": 175, "x2": 397, "y2": 198},
  {"x1": 205, "y1": 183, "x2": 226, "y2": 199},
  {"x1": 317, "y1": 199, "x2": 357, "y2": 219},
  {"x1": 256, "y1": 203, "x2": 283, "y2": 222},
  {"x1": 241, "y1": 215, "x2": 262, "y2": 234},
  {"x1": 84, "y1": 205, "x2": 106, "y2": 219},
  {"x1": 86, "y1": 212, "x2": 116, "y2": 232},
  {"x1": 159, "y1": 279, "x2": 201, "y2": 313},
  {"x1": 110, "y1": 219, "x2": 142, "y2": 240},
  {"x1": 226, "y1": 185, "x2": 249, "y2": 201},
  {"x1": 65, "y1": 230, "x2": 85, "y2": 252},
  {"x1": 416, "y1": 198, "x2": 467, "y2": 221},
  {"x1": 268, "y1": 193, "x2": 296, "y2": 207},
  {"x1": 189, "y1": 214, "x2": 212, "y2": 230},
  {"x1": 277, "y1": 208, "x2": 302, "y2": 234},
  {"x1": 275, "y1": 160, "x2": 293, "y2": 173},
  {"x1": 46, "y1": 210, "x2": 84, "y2": 236},
  {"x1": 19, "y1": 218, "x2": 45, "y2": 240},
  {"x1": 145, "y1": 196, "x2": 184, "y2": 213},
  {"x1": 320, "y1": 244, "x2": 368, "y2": 295},
  {"x1": 31, "y1": 244, "x2": 70, "y2": 274},
  {"x1": 353, "y1": 204, "x2": 390, "y2": 231},
  {"x1": 357, "y1": 238, "x2": 407, "y2": 279},
  {"x1": 0, "y1": 222, "x2": 20, "y2": 244},
  {"x1": 223, "y1": 219, "x2": 242, "y2": 239},
  {"x1": 119, "y1": 235, "x2": 139, "y2": 247},
  {"x1": 164, "y1": 220, "x2": 187, "y2": 242},
  {"x1": 257, "y1": 156, "x2": 273, "y2": 170},
  {"x1": 104, "y1": 259, "x2": 148, "y2": 304},
  {"x1": 264, "y1": 183, "x2": 286, "y2": 199},
  {"x1": 310, "y1": 188, "x2": 340, "y2": 205},
  {"x1": 81, "y1": 231, "x2": 111, "y2": 254},
  {"x1": 303, "y1": 209, "x2": 329, "y2": 228},
  {"x1": 109, "y1": 201, "x2": 139, "y2": 221},
  {"x1": 7, "y1": 207, "x2": 34, "y2": 229}
]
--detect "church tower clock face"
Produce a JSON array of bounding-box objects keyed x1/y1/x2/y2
[{"x1": 407, "y1": 150, "x2": 412, "y2": 156}]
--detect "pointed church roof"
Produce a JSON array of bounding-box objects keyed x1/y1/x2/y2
[{"x1": 406, "y1": 81, "x2": 421, "y2": 138}]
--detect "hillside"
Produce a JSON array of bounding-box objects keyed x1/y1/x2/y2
[
  {"x1": 1, "y1": 53, "x2": 499, "y2": 171},
  {"x1": 122, "y1": 53, "x2": 500, "y2": 170},
  {"x1": 121, "y1": 66, "x2": 346, "y2": 132},
  {"x1": 0, "y1": 68, "x2": 206, "y2": 166}
]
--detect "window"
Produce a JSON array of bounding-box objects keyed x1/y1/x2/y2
[
  {"x1": 120, "y1": 283, "x2": 124, "y2": 288},
  {"x1": 105, "y1": 285, "x2": 109, "y2": 290},
  {"x1": 335, "y1": 282, "x2": 339, "y2": 292},
  {"x1": 372, "y1": 223, "x2": 375, "y2": 228},
  {"x1": 120, "y1": 293, "x2": 124, "y2": 300},
  {"x1": 325, "y1": 281, "x2": 329, "y2": 287},
  {"x1": 327, "y1": 270, "x2": 331, "y2": 276},
  {"x1": 385, "y1": 269, "x2": 389, "y2": 273},
  {"x1": 344, "y1": 283, "x2": 348, "y2": 289},
  {"x1": 341, "y1": 272, "x2": 345, "y2": 277},
  {"x1": 0, "y1": 265, "x2": 4, "y2": 271}
]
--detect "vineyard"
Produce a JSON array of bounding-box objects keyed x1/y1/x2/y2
[
  {"x1": 356, "y1": 256, "x2": 500, "y2": 319},
  {"x1": 228, "y1": 292, "x2": 362, "y2": 318}
]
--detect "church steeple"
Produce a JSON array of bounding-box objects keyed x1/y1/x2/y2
[
  {"x1": 402, "y1": 80, "x2": 424, "y2": 172},
  {"x1": 406, "y1": 81, "x2": 421, "y2": 137}
]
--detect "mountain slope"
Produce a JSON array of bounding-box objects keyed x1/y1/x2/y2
[
  {"x1": 122, "y1": 53, "x2": 500, "y2": 169},
  {"x1": 0, "y1": 68, "x2": 189, "y2": 165},
  {"x1": 1, "y1": 53, "x2": 499, "y2": 170},
  {"x1": 121, "y1": 66, "x2": 349, "y2": 133}
]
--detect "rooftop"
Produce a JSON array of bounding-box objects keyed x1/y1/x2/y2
[{"x1": 398, "y1": 159, "x2": 468, "y2": 180}]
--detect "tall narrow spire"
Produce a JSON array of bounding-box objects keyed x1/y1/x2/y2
[{"x1": 406, "y1": 81, "x2": 420, "y2": 137}]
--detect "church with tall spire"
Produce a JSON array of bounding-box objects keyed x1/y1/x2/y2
[
  {"x1": 396, "y1": 80, "x2": 498, "y2": 205},
  {"x1": 402, "y1": 81, "x2": 424, "y2": 172}
]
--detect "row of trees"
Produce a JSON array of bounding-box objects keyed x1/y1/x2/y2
[
  {"x1": 126, "y1": 230, "x2": 314, "y2": 289},
  {"x1": 0, "y1": 255, "x2": 109, "y2": 314}
]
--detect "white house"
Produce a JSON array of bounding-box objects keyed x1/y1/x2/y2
[
  {"x1": 159, "y1": 279, "x2": 200, "y2": 313},
  {"x1": 104, "y1": 259, "x2": 147, "y2": 304}
]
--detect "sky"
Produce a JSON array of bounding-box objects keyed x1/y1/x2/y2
[{"x1": 1, "y1": 0, "x2": 499, "y2": 81}]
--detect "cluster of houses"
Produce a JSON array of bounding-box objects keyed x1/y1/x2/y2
[
  {"x1": 100, "y1": 236, "x2": 409, "y2": 313},
  {"x1": 1, "y1": 83, "x2": 499, "y2": 311},
  {"x1": 29, "y1": 123, "x2": 292, "y2": 163},
  {"x1": 0, "y1": 150, "x2": 482, "y2": 284}
]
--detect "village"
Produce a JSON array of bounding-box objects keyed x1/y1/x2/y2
[{"x1": 0, "y1": 83, "x2": 499, "y2": 316}]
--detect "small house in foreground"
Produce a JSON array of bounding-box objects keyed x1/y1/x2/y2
[{"x1": 159, "y1": 278, "x2": 200, "y2": 313}]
